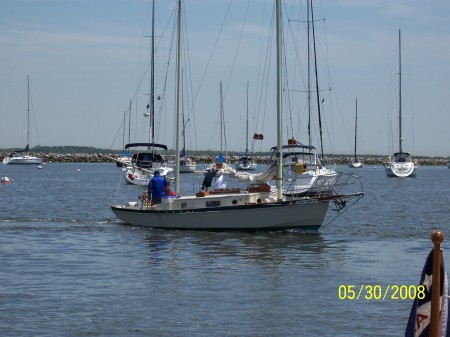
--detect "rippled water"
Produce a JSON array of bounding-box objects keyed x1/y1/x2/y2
[{"x1": 0, "y1": 163, "x2": 449, "y2": 336}]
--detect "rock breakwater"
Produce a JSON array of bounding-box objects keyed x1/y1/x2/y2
[{"x1": 1, "y1": 153, "x2": 448, "y2": 166}]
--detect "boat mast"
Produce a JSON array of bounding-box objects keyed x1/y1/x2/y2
[
  {"x1": 218, "y1": 80, "x2": 228, "y2": 159},
  {"x1": 245, "y1": 80, "x2": 249, "y2": 157},
  {"x1": 398, "y1": 29, "x2": 402, "y2": 154},
  {"x1": 311, "y1": 1, "x2": 324, "y2": 158},
  {"x1": 122, "y1": 111, "x2": 126, "y2": 151},
  {"x1": 220, "y1": 81, "x2": 224, "y2": 155},
  {"x1": 175, "y1": 0, "x2": 182, "y2": 196},
  {"x1": 181, "y1": 113, "x2": 187, "y2": 158},
  {"x1": 150, "y1": 0, "x2": 156, "y2": 144},
  {"x1": 307, "y1": 0, "x2": 311, "y2": 146},
  {"x1": 27, "y1": 74, "x2": 30, "y2": 154},
  {"x1": 276, "y1": 0, "x2": 283, "y2": 201},
  {"x1": 129, "y1": 99, "x2": 131, "y2": 145},
  {"x1": 354, "y1": 97, "x2": 358, "y2": 161}
]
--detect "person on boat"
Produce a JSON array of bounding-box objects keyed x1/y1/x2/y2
[
  {"x1": 163, "y1": 175, "x2": 176, "y2": 197},
  {"x1": 148, "y1": 170, "x2": 167, "y2": 205},
  {"x1": 201, "y1": 168, "x2": 216, "y2": 192}
]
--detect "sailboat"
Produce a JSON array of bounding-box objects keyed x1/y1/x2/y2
[
  {"x1": 3, "y1": 75, "x2": 43, "y2": 165},
  {"x1": 207, "y1": 81, "x2": 235, "y2": 172},
  {"x1": 348, "y1": 98, "x2": 363, "y2": 168},
  {"x1": 383, "y1": 30, "x2": 417, "y2": 178},
  {"x1": 236, "y1": 81, "x2": 257, "y2": 171},
  {"x1": 111, "y1": 0, "x2": 363, "y2": 230},
  {"x1": 178, "y1": 112, "x2": 196, "y2": 173},
  {"x1": 115, "y1": 101, "x2": 132, "y2": 168},
  {"x1": 122, "y1": 0, "x2": 173, "y2": 185},
  {"x1": 268, "y1": 0, "x2": 338, "y2": 197}
]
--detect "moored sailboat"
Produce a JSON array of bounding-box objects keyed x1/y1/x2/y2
[
  {"x1": 121, "y1": 0, "x2": 173, "y2": 185},
  {"x1": 3, "y1": 75, "x2": 43, "y2": 165},
  {"x1": 177, "y1": 113, "x2": 196, "y2": 173},
  {"x1": 111, "y1": 0, "x2": 363, "y2": 230},
  {"x1": 383, "y1": 30, "x2": 417, "y2": 178},
  {"x1": 268, "y1": 0, "x2": 338, "y2": 196},
  {"x1": 349, "y1": 98, "x2": 363, "y2": 168},
  {"x1": 236, "y1": 81, "x2": 257, "y2": 171}
]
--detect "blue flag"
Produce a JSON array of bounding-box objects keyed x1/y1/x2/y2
[
  {"x1": 217, "y1": 152, "x2": 224, "y2": 164},
  {"x1": 405, "y1": 249, "x2": 450, "y2": 337}
]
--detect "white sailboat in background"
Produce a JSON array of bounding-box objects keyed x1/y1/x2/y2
[
  {"x1": 348, "y1": 98, "x2": 363, "y2": 168},
  {"x1": 268, "y1": 0, "x2": 338, "y2": 197},
  {"x1": 111, "y1": 0, "x2": 363, "y2": 230},
  {"x1": 236, "y1": 81, "x2": 257, "y2": 171},
  {"x1": 122, "y1": 143, "x2": 173, "y2": 185},
  {"x1": 3, "y1": 75, "x2": 43, "y2": 165},
  {"x1": 122, "y1": 0, "x2": 173, "y2": 185},
  {"x1": 383, "y1": 30, "x2": 417, "y2": 178},
  {"x1": 116, "y1": 101, "x2": 132, "y2": 168},
  {"x1": 178, "y1": 113, "x2": 196, "y2": 173}
]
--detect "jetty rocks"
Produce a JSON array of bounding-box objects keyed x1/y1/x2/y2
[
  {"x1": 0, "y1": 153, "x2": 114, "y2": 163},
  {"x1": 0, "y1": 152, "x2": 448, "y2": 166}
]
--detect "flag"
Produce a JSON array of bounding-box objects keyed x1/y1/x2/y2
[
  {"x1": 217, "y1": 152, "x2": 224, "y2": 164},
  {"x1": 253, "y1": 133, "x2": 264, "y2": 140},
  {"x1": 405, "y1": 249, "x2": 450, "y2": 337}
]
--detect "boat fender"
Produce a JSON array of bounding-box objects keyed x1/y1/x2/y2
[
  {"x1": 295, "y1": 163, "x2": 304, "y2": 174},
  {"x1": 1, "y1": 176, "x2": 13, "y2": 184}
]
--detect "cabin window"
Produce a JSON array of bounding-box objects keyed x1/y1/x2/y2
[
  {"x1": 232, "y1": 200, "x2": 237, "y2": 205},
  {"x1": 181, "y1": 202, "x2": 187, "y2": 209},
  {"x1": 206, "y1": 200, "x2": 220, "y2": 207}
]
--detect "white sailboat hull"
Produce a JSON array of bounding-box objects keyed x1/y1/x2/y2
[
  {"x1": 112, "y1": 192, "x2": 329, "y2": 230},
  {"x1": 383, "y1": 161, "x2": 417, "y2": 177},
  {"x1": 236, "y1": 162, "x2": 257, "y2": 171},
  {"x1": 277, "y1": 168, "x2": 339, "y2": 197},
  {"x1": 3, "y1": 156, "x2": 43, "y2": 165},
  {"x1": 348, "y1": 161, "x2": 363, "y2": 168},
  {"x1": 176, "y1": 157, "x2": 196, "y2": 173},
  {"x1": 179, "y1": 165, "x2": 196, "y2": 173},
  {"x1": 115, "y1": 156, "x2": 131, "y2": 167},
  {"x1": 123, "y1": 166, "x2": 173, "y2": 186}
]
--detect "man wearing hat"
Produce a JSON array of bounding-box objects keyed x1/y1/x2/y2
[
  {"x1": 201, "y1": 168, "x2": 216, "y2": 193},
  {"x1": 148, "y1": 170, "x2": 168, "y2": 205}
]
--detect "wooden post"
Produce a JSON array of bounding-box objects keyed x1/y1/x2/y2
[{"x1": 430, "y1": 230, "x2": 444, "y2": 337}]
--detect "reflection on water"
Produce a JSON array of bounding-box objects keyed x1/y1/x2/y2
[{"x1": 142, "y1": 229, "x2": 351, "y2": 271}]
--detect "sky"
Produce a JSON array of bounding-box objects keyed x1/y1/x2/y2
[{"x1": 1, "y1": 0, "x2": 450, "y2": 157}]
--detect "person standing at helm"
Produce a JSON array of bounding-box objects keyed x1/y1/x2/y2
[{"x1": 148, "y1": 170, "x2": 167, "y2": 205}]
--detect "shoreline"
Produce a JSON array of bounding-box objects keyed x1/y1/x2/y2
[{"x1": 1, "y1": 153, "x2": 448, "y2": 166}]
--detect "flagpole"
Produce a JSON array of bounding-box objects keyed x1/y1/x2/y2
[{"x1": 430, "y1": 230, "x2": 444, "y2": 337}]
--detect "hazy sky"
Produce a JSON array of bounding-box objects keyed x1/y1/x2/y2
[{"x1": 1, "y1": 0, "x2": 449, "y2": 157}]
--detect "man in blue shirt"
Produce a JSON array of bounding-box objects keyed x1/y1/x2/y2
[{"x1": 148, "y1": 170, "x2": 167, "y2": 205}]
